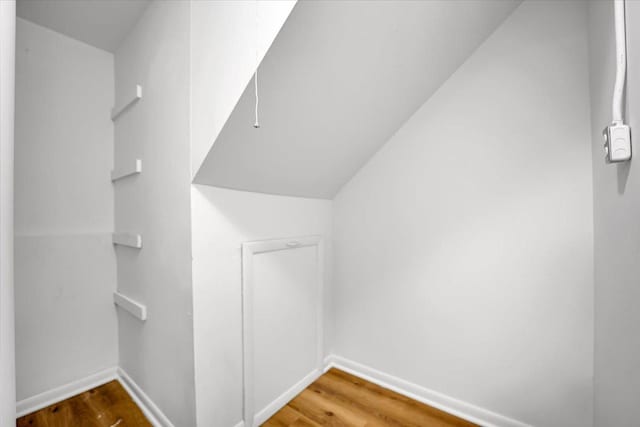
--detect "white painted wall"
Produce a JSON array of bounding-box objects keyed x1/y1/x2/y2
[
  {"x1": 332, "y1": 2, "x2": 593, "y2": 426},
  {"x1": 190, "y1": 0, "x2": 295, "y2": 177},
  {"x1": 15, "y1": 19, "x2": 114, "y2": 235},
  {"x1": 191, "y1": 185, "x2": 332, "y2": 427},
  {"x1": 14, "y1": 235, "x2": 117, "y2": 399},
  {"x1": 16, "y1": 0, "x2": 150, "y2": 53},
  {"x1": 14, "y1": 18, "x2": 117, "y2": 401},
  {"x1": 113, "y1": 1, "x2": 196, "y2": 425},
  {"x1": 0, "y1": 0, "x2": 16, "y2": 424},
  {"x1": 588, "y1": 2, "x2": 640, "y2": 425}
]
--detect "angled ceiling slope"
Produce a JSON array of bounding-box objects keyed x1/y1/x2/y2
[
  {"x1": 194, "y1": 0, "x2": 521, "y2": 199},
  {"x1": 16, "y1": 0, "x2": 150, "y2": 52}
]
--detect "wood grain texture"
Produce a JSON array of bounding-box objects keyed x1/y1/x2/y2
[
  {"x1": 16, "y1": 380, "x2": 151, "y2": 427},
  {"x1": 263, "y1": 368, "x2": 477, "y2": 427}
]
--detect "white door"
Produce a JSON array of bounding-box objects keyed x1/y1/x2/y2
[{"x1": 242, "y1": 236, "x2": 323, "y2": 427}]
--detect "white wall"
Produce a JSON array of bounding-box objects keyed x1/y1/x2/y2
[
  {"x1": 588, "y1": 2, "x2": 640, "y2": 425},
  {"x1": 15, "y1": 20, "x2": 114, "y2": 235},
  {"x1": 113, "y1": 1, "x2": 196, "y2": 425},
  {"x1": 190, "y1": 0, "x2": 295, "y2": 177},
  {"x1": 190, "y1": 4, "x2": 314, "y2": 425},
  {"x1": 191, "y1": 185, "x2": 332, "y2": 427},
  {"x1": 14, "y1": 18, "x2": 117, "y2": 401},
  {"x1": 0, "y1": 0, "x2": 16, "y2": 424},
  {"x1": 332, "y1": 2, "x2": 593, "y2": 426}
]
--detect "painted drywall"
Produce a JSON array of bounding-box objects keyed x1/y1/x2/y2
[
  {"x1": 190, "y1": 0, "x2": 295, "y2": 177},
  {"x1": 16, "y1": 0, "x2": 150, "y2": 53},
  {"x1": 113, "y1": 1, "x2": 196, "y2": 425},
  {"x1": 0, "y1": 0, "x2": 16, "y2": 424},
  {"x1": 191, "y1": 185, "x2": 332, "y2": 427},
  {"x1": 14, "y1": 18, "x2": 117, "y2": 401},
  {"x1": 195, "y1": 0, "x2": 520, "y2": 199},
  {"x1": 588, "y1": 2, "x2": 640, "y2": 425},
  {"x1": 14, "y1": 235, "x2": 117, "y2": 400},
  {"x1": 15, "y1": 19, "x2": 114, "y2": 235},
  {"x1": 332, "y1": 2, "x2": 593, "y2": 426}
]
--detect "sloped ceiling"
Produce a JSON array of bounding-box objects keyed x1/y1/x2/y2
[
  {"x1": 17, "y1": 0, "x2": 150, "y2": 52},
  {"x1": 194, "y1": 0, "x2": 521, "y2": 199}
]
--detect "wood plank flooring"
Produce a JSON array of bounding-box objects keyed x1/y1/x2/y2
[
  {"x1": 263, "y1": 368, "x2": 477, "y2": 427},
  {"x1": 16, "y1": 380, "x2": 151, "y2": 427},
  {"x1": 16, "y1": 369, "x2": 476, "y2": 427}
]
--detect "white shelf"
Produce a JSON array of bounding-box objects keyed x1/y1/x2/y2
[
  {"x1": 113, "y1": 291, "x2": 147, "y2": 321},
  {"x1": 111, "y1": 159, "x2": 142, "y2": 182},
  {"x1": 111, "y1": 84, "x2": 142, "y2": 121},
  {"x1": 112, "y1": 232, "x2": 142, "y2": 249}
]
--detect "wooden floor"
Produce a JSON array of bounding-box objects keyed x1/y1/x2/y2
[
  {"x1": 16, "y1": 369, "x2": 476, "y2": 427},
  {"x1": 16, "y1": 380, "x2": 151, "y2": 427},
  {"x1": 263, "y1": 368, "x2": 477, "y2": 427}
]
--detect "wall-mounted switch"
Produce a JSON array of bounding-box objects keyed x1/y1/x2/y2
[{"x1": 603, "y1": 124, "x2": 632, "y2": 163}]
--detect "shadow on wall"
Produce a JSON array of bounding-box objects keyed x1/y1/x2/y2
[
  {"x1": 617, "y1": 161, "x2": 630, "y2": 193},
  {"x1": 191, "y1": 185, "x2": 333, "y2": 427}
]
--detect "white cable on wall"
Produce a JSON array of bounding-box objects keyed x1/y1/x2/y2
[
  {"x1": 603, "y1": 0, "x2": 632, "y2": 163},
  {"x1": 612, "y1": 0, "x2": 627, "y2": 125}
]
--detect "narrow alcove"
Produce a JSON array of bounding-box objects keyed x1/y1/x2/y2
[{"x1": 2, "y1": 1, "x2": 638, "y2": 427}]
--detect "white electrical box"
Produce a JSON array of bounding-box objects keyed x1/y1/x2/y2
[{"x1": 603, "y1": 123, "x2": 632, "y2": 163}]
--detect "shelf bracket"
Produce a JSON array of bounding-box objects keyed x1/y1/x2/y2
[
  {"x1": 111, "y1": 84, "x2": 142, "y2": 121},
  {"x1": 111, "y1": 159, "x2": 142, "y2": 182},
  {"x1": 112, "y1": 232, "x2": 142, "y2": 249},
  {"x1": 113, "y1": 291, "x2": 147, "y2": 321}
]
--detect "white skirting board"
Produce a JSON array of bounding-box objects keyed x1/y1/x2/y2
[
  {"x1": 252, "y1": 368, "x2": 323, "y2": 426},
  {"x1": 16, "y1": 367, "x2": 174, "y2": 427},
  {"x1": 234, "y1": 355, "x2": 528, "y2": 427},
  {"x1": 113, "y1": 291, "x2": 147, "y2": 321},
  {"x1": 16, "y1": 367, "x2": 118, "y2": 418},
  {"x1": 117, "y1": 368, "x2": 174, "y2": 427},
  {"x1": 111, "y1": 159, "x2": 142, "y2": 182},
  {"x1": 324, "y1": 355, "x2": 531, "y2": 427},
  {"x1": 17, "y1": 357, "x2": 528, "y2": 427}
]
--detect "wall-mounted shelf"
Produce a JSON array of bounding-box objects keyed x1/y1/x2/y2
[
  {"x1": 112, "y1": 232, "x2": 142, "y2": 249},
  {"x1": 111, "y1": 159, "x2": 142, "y2": 182},
  {"x1": 113, "y1": 291, "x2": 147, "y2": 321},
  {"x1": 111, "y1": 84, "x2": 142, "y2": 121}
]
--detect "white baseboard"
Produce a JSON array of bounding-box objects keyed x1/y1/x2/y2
[
  {"x1": 17, "y1": 357, "x2": 528, "y2": 427},
  {"x1": 324, "y1": 355, "x2": 531, "y2": 427},
  {"x1": 116, "y1": 368, "x2": 174, "y2": 427},
  {"x1": 16, "y1": 367, "x2": 118, "y2": 417},
  {"x1": 253, "y1": 368, "x2": 323, "y2": 426},
  {"x1": 232, "y1": 368, "x2": 323, "y2": 427},
  {"x1": 16, "y1": 366, "x2": 174, "y2": 427}
]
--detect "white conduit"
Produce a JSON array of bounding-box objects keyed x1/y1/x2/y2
[{"x1": 612, "y1": 0, "x2": 627, "y2": 125}]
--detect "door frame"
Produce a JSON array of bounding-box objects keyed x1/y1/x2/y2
[{"x1": 241, "y1": 235, "x2": 324, "y2": 427}]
